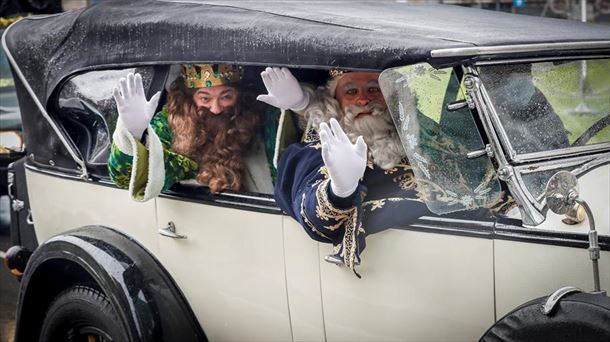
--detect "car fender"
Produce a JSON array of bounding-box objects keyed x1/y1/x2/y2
[{"x1": 14, "y1": 225, "x2": 206, "y2": 342}]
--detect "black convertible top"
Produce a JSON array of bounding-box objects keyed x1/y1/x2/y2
[{"x1": 3, "y1": 0, "x2": 609, "y2": 104}]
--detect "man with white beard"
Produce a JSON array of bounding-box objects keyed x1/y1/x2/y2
[{"x1": 258, "y1": 67, "x2": 431, "y2": 277}]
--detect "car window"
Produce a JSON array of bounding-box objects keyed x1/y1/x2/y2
[
  {"x1": 478, "y1": 59, "x2": 610, "y2": 157},
  {"x1": 379, "y1": 63, "x2": 503, "y2": 215},
  {"x1": 159, "y1": 64, "x2": 278, "y2": 196},
  {"x1": 56, "y1": 65, "x2": 279, "y2": 197},
  {"x1": 57, "y1": 67, "x2": 155, "y2": 167}
]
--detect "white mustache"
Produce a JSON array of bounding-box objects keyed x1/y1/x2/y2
[{"x1": 344, "y1": 101, "x2": 387, "y2": 119}]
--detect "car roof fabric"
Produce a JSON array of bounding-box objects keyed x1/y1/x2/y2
[{"x1": 4, "y1": 0, "x2": 609, "y2": 104}]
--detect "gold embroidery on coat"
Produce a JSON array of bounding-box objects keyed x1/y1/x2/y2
[
  {"x1": 300, "y1": 193, "x2": 330, "y2": 240},
  {"x1": 313, "y1": 178, "x2": 361, "y2": 271}
]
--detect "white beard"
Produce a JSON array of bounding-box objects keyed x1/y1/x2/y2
[
  {"x1": 341, "y1": 102, "x2": 405, "y2": 169},
  {"x1": 300, "y1": 84, "x2": 406, "y2": 170}
]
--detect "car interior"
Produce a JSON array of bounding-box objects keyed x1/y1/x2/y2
[{"x1": 50, "y1": 63, "x2": 524, "y2": 221}]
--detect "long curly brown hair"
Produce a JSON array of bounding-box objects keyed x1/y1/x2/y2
[{"x1": 166, "y1": 79, "x2": 263, "y2": 193}]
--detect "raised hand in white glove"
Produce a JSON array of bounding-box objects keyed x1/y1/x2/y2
[
  {"x1": 257, "y1": 67, "x2": 309, "y2": 111},
  {"x1": 319, "y1": 118, "x2": 368, "y2": 198},
  {"x1": 113, "y1": 72, "x2": 161, "y2": 139}
]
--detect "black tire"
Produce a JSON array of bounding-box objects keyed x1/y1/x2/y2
[
  {"x1": 480, "y1": 292, "x2": 610, "y2": 342},
  {"x1": 39, "y1": 285, "x2": 130, "y2": 342}
]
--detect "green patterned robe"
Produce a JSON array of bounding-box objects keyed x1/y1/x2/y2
[
  {"x1": 108, "y1": 107, "x2": 199, "y2": 201},
  {"x1": 108, "y1": 106, "x2": 279, "y2": 201}
]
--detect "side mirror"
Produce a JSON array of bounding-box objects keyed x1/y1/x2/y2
[
  {"x1": 544, "y1": 171, "x2": 604, "y2": 294},
  {"x1": 545, "y1": 171, "x2": 579, "y2": 215}
]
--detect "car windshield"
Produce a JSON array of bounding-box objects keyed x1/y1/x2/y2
[
  {"x1": 478, "y1": 59, "x2": 610, "y2": 157},
  {"x1": 380, "y1": 63, "x2": 502, "y2": 215}
]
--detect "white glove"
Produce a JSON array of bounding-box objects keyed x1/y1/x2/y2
[
  {"x1": 113, "y1": 72, "x2": 161, "y2": 139},
  {"x1": 257, "y1": 67, "x2": 309, "y2": 111},
  {"x1": 319, "y1": 118, "x2": 368, "y2": 198}
]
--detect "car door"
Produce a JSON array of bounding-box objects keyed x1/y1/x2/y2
[
  {"x1": 315, "y1": 217, "x2": 495, "y2": 342},
  {"x1": 156, "y1": 181, "x2": 291, "y2": 342}
]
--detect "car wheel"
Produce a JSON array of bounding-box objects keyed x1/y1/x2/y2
[
  {"x1": 39, "y1": 285, "x2": 129, "y2": 342},
  {"x1": 479, "y1": 292, "x2": 610, "y2": 342}
]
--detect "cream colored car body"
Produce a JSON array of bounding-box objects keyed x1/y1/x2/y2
[{"x1": 26, "y1": 161, "x2": 610, "y2": 341}]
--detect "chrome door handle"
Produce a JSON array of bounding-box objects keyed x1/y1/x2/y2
[{"x1": 159, "y1": 221, "x2": 187, "y2": 239}]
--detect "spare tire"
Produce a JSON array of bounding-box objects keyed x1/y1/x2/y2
[{"x1": 480, "y1": 292, "x2": 610, "y2": 342}]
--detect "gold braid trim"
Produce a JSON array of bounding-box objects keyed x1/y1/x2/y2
[
  {"x1": 341, "y1": 206, "x2": 359, "y2": 271},
  {"x1": 315, "y1": 179, "x2": 354, "y2": 231},
  {"x1": 363, "y1": 197, "x2": 424, "y2": 211},
  {"x1": 314, "y1": 179, "x2": 360, "y2": 271},
  {"x1": 303, "y1": 127, "x2": 320, "y2": 143},
  {"x1": 300, "y1": 193, "x2": 331, "y2": 240}
]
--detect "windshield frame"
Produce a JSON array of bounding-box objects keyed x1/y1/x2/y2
[{"x1": 474, "y1": 56, "x2": 610, "y2": 164}]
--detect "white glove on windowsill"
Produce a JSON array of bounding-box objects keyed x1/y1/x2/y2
[
  {"x1": 113, "y1": 72, "x2": 161, "y2": 139},
  {"x1": 319, "y1": 118, "x2": 368, "y2": 198},
  {"x1": 257, "y1": 67, "x2": 309, "y2": 111}
]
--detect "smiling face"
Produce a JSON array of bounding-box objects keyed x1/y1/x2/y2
[
  {"x1": 334, "y1": 72, "x2": 386, "y2": 117},
  {"x1": 192, "y1": 85, "x2": 238, "y2": 115},
  {"x1": 334, "y1": 72, "x2": 404, "y2": 169}
]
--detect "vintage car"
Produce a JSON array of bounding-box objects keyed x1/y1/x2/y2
[{"x1": 2, "y1": 1, "x2": 609, "y2": 341}]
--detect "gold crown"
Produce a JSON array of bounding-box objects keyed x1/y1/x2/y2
[
  {"x1": 329, "y1": 68, "x2": 348, "y2": 79},
  {"x1": 181, "y1": 64, "x2": 244, "y2": 88}
]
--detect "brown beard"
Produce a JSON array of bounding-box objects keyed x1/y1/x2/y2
[{"x1": 166, "y1": 86, "x2": 262, "y2": 193}]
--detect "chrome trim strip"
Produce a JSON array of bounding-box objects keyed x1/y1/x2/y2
[
  {"x1": 464, "y1": 65, "x2": 546, "y2": 226},
  {"x1": 217, "y1": 192, "x2": 275, "y2": 203},
  {"x1": 431, "y1": 42, "x2": 610, "y2": 58},
  {"x1": 397, "y1": 219, "x2": 609, "y2": 251},
  {"x1": 512, "y1": 169, "x2": 544, "y2": 211},
  {"x1": 570, "y1": 154, "x2": 610, "y2": 176},
  {"x1": 474, "y1": 55, "x2": 610, "y2": 66},
  {"x1": 514, "y1": 154, "x2": 609, "y2": 175},
  {"x1": 24, "y1": 162, "x2": 83, "y2": 180},
  {"x1": 512, "y1": 143, "x2": 610, "y2": 163},
  {"x1": 98, "y1": 179, "x2": 116, "y2": 186},
  {"x1": 404, "y1": 223, "x2": 493, "y2": 238},
  {"x1": 1, "y1": 23, "x2": 89, "y2": 179},
  {"x1": 474, "y1": 69, "x2": 520, "y2": 161},
  {"x1": 462, "y1": 67, "x2": 509, "y2": 165},
  {"x1": 158, "y1": 192, "x2": 282, "y2": 214},
  {"x1": 493, "y1": 229, "x2": 609, "y2": 251},
  {"x1": 214, "y1": 199, "x2": 279, "y2": 211},
  {"x1": 416, "y1": 215, "x2": 495, "y2": 229}
]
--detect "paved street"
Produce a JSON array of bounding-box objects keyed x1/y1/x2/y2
[{"x1": 0, "y1": 195, "x2": 18, "y2": 342}]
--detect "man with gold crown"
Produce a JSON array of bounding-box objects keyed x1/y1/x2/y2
[
  {"x1": 256, "y1": 67, "x2": 433, "y2": 277},
  {"x1": 258, "y1": 67, "x2": 498, "y2": 277},
  {"x1": 108, "y1": 63, "x2": 275, "y2": 201}
]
